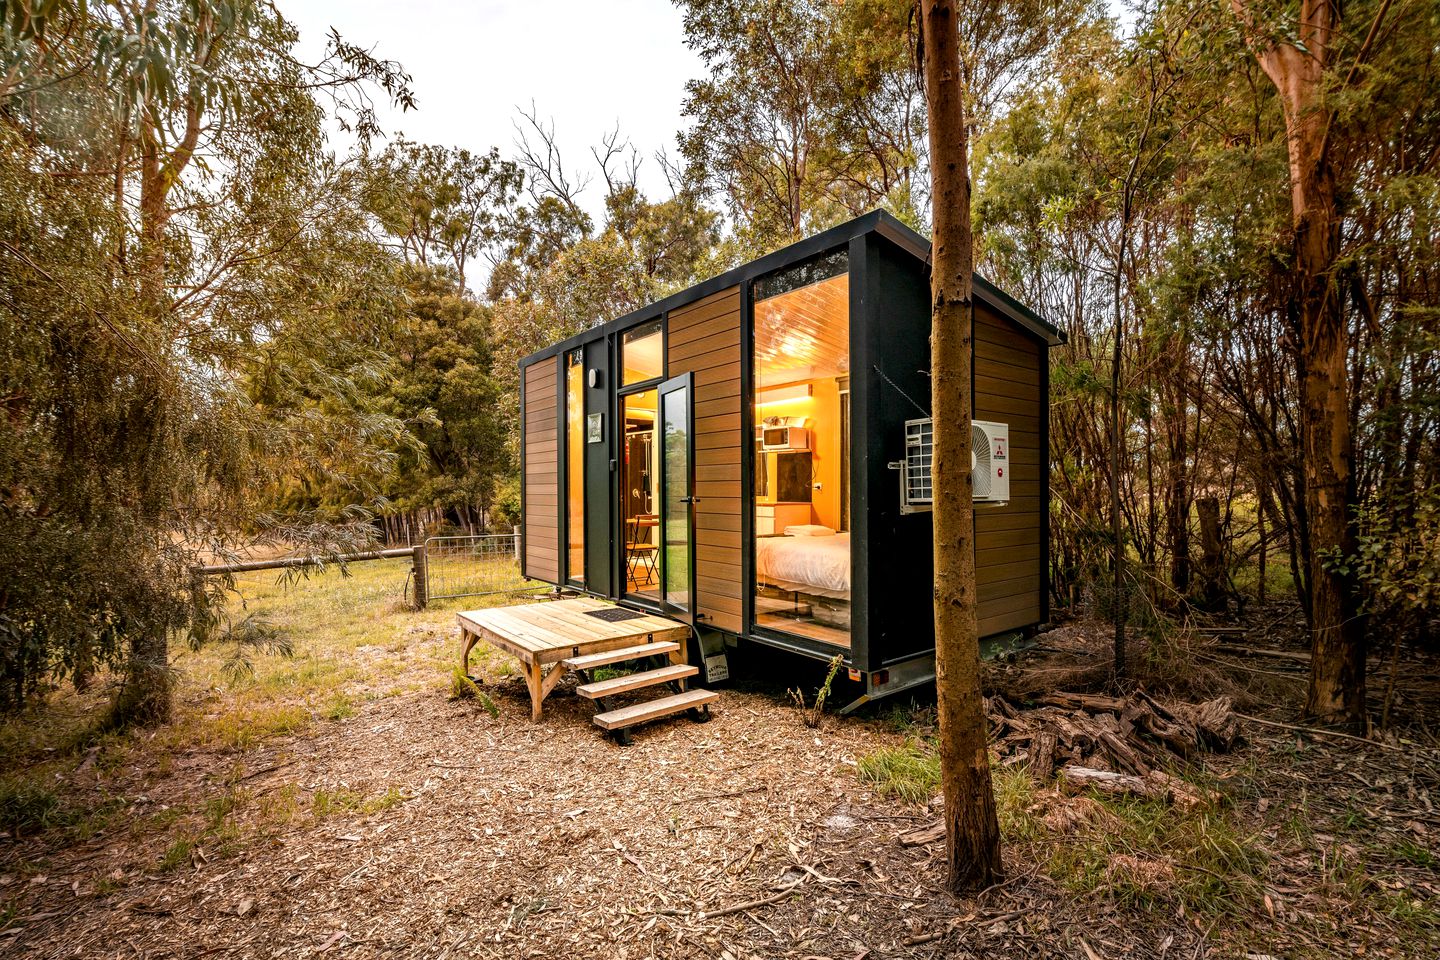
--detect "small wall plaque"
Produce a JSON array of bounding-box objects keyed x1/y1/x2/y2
[{"x1": 586, "y1": 412, "x2": 603, "y2": 443}]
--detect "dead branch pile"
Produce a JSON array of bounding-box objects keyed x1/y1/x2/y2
[{"x1": 987, "y1": 691, "x2": 1241, "y2": 806}]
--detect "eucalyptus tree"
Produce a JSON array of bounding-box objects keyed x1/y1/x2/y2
[
  {"x1": 676, "y1": 0, "x2": 925, "y2": 251},
  {"x1": 0, "y1": 1, "x2": 415, "y2": 719},
  {"x1": 361, "y1": 139, "x2": 522, "y2": 294}
]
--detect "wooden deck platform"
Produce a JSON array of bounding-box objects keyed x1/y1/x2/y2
[{"x1": 457, "y1": 597, "x2": 691, "y2": 720}]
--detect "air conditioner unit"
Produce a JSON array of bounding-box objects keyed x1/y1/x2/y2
[
  {"x1": 898, "y1": 418, "x2": 1010, "y2": 513},
  {"x1": 971, "y1": 419, "x2": 1010, "y2": 503}
]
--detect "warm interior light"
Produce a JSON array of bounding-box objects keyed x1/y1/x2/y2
[{"x1": 755, "y1": 383, "x2": 813, "y2": 407}]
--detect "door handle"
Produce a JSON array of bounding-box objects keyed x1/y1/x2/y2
[{"x1": 680, "y1": 496, "x2": 701, "y2": 504}]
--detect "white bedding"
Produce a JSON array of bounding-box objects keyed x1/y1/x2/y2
[{"x1": 755, "y1": 532, "x2": 851, "y2": 597}]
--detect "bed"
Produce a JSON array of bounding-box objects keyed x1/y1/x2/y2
[{"x1": 755, "y1": 532, "x2": 851, "y2": 600}]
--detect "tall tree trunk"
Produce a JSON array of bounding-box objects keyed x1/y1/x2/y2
[
  {"x1": 1233, "y1": 0, "x2": 1365, "y2": 727},
  {"x1": 122, "y1": 32, "x2": 176, "y2": 725},
  {"x1": 1167, "y1": 380, "x2": 1191, "y2": 599},
  {"x1": 1257, "y1": 475, "x2": 1268, "y2": 605},
  {"x1": 920, "y1": 0, "x2": 1003, "y2": 893},
  {"x1": 115, "y1": 0, "x2": 218, "y2": 726},
  {"x1": 1109, "y1": 245, "x2": 1126, "y2": 673}
]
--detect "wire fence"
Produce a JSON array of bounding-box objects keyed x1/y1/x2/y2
[{"x1": 423, "y1": 532, "x2": 535, "y2": 602}]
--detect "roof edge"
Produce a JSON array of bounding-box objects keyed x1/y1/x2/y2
[
  {"x1": 871, "y1": 209, "x2": 1066, "y2": 347},
  {"x1": 517, "y1": 208, "x2": 1065, "y2": 369}
]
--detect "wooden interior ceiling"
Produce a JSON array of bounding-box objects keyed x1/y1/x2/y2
[
  {"x1": 754, "y1": 274, "x2": 849, "y2": 386},
  {"x1": 622, "y1": 329, "x2": 663, "y2": 383}
]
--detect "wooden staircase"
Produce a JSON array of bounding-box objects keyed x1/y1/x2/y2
[{"x1": 562, "y1": 641, "x2": 717, "y2": 744}]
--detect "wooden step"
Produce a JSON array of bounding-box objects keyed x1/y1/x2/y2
[
  {"x1": 576, "y1": 664, "x2": 697, "y2": 700},
  {"x1": 592, "y1": 688, "x2": 718, "y2": 731},
  {"x1": 562, "y1": 640, "x2": 681, "y2": 671}
]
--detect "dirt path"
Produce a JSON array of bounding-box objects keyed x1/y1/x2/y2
[
  {"x1": 2, "y1": 662, "x2": 1209, "y2": 960},
  {"x1": 3, "y1": 594, "x2": 1436, "y2": 959}
]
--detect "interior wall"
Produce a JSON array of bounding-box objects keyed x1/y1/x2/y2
[{"x1": 754, "y1": 379, "x2": 843, "y2": 530}]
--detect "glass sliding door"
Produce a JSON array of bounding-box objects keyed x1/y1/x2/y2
[
  {"x1": 658, "y1": 375, "x2": 693, "y2": 617},
  {"x1": 564, "y1": 348, "x2": 585, "y2": 587}
]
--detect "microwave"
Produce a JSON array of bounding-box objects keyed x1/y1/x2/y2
[{"x1": 759, "y1": 425, "x2": 809, "y2": 451}]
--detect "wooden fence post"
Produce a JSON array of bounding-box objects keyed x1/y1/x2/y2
[{"x1": 412, "y1": 543, "x2": 428, "y2": 610}]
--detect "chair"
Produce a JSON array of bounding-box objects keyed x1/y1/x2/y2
[{"x1": 625, "y1": 514, "x2": 659, "y2": 588}]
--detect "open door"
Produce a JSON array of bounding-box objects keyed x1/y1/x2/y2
[{"x1": 657, "y1": 374, "x2": 695, "y2": 622}]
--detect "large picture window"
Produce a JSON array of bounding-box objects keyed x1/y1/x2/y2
[{"x1": 751, "y1": 250, "x2": 851, "y2": 648}]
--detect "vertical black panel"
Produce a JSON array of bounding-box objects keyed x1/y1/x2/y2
[
  {"x1": 583, "y1": 337, "x2": 612, "y2": 597},
  {"x1": 847, "y1": 235, "x2": 871, "y2": 670},
  {"x1": 863, "y1": 234, "x2": 937, "y2": 669}
]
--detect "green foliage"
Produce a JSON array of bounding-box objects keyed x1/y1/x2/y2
[
  {"x1": 677, "y1": 0, "x2": 924, "y2": 249},
  {"x1": 0, "y1": 777, "x2": 62, "y2": 836},
  {"x1": 361, "y1": 139, "x2": 521, "y2": 291},
  {"x1": 856, "y1": 740, "x2": 940, "y2": 804},
  {"x1": 0, "y1": 2, "x2": 416, "y2": 715},
  {"x1": 1338, "y1": 487, "x2": 1440, "y2": 628},
  {"x1": 217, "y1": 616, "x2": 294, "y2": 684},
  {"x1": 449, "y1": 668, "x2": 480, "y2": 700},
  {"x1": 449, "y1": 669, "x2": 499, "y2": 718}
]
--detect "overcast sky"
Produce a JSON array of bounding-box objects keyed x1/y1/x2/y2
[{"x1": 283, "y1": 0, "x2": 704, "y2": 219}]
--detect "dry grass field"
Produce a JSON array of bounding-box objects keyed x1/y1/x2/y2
[{"x1": 1, "y1": 561, "x2": 1437, "y2": 958}]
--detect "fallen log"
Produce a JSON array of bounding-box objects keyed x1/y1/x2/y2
[
  {"x1": 897, "y1": 821, "x2": 946, "y2": 847},
  {"x1": 1174, "y1": 695, "x2": 1241, "y2": 751},
  {"x1": 1213, "y1": 644, "x2": 1309, "y2": 664},
  {"x1": 989, "y1": 690, "x2": 1241, "y2": 785},
  {"x1": 1029, "y1": 729, "x2": 1058, "y2": 782},
  {"x1": 1058, "y1": 765, "x2": 1211, "y2": 809}
]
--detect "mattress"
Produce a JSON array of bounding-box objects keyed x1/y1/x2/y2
[{"x1": 755, "y1": 532, "x2": 851, "y2": 598}]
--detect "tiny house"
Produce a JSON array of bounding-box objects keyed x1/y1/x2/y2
[{"x1": 518, "y1": 211, "x2": 1063, "y2": 707}]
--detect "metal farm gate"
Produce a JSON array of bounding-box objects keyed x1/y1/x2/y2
[{"x1": 419, "y1": 531, "x2": 534, "y2": 605}]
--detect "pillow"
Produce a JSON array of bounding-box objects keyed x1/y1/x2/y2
[{"x1": 784, "y1": 524, "x2": 836, "y2": 537}]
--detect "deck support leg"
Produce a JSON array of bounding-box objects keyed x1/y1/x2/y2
[
  {"x1": 460, "y1": 630, "x2": 481, "y2": 677},
  {"x1": 523, "y1": 662, "x2": 544, "y2": 721}
]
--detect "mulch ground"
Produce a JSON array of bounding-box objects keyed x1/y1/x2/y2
[{"x1": 2, "y1": 613, "x2": 1437, "y2": 959}]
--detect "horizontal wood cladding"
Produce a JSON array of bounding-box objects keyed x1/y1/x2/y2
[
  {"x1": 668, "y1": 286, "x2": 744, "y2": 632},
  {"x1": 974, "y1": 302, "x2": 1045, "y2": 632},
  {"x1": 522, "y1": 359, "x2": 560, "y2": 584}
]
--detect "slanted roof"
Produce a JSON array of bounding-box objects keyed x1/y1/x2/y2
[
  {"x1": 869, "y1": 210, "x2": 1067, "y2": 347},
  {"x1": 520, "y1": 208, "x2": 1064, "y2": 367}
]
